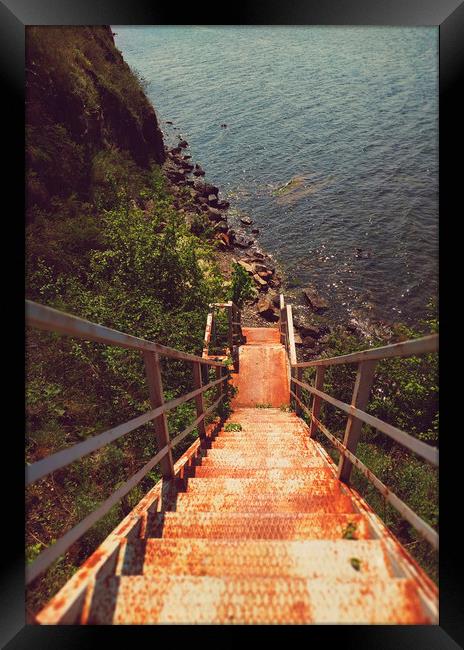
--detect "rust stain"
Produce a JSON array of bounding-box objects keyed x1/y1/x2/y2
[{"x1": 35, "y1": 327, "x2": 438, "y2": 624}]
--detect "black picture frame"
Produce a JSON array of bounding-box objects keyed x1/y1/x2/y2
[{"x1": 2, "y1": 0, "x2": 462, "y2": 647}]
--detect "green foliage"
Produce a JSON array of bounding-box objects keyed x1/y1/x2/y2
[
  {"x1": 229, "y1": 263, "x2": 254, "y2": 307},
  {"x1": 299, "y1": 303, "x2": 438, "y2": 582},
  {"x1": 224, "y1": 423, "x2": 242, "y2": 432},
  {"x1": 26, "y1": 158, "x2": 227, "y2": 613}
]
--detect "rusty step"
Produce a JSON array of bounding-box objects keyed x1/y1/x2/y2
[
  {"x1": 211, "y1": 438, "x2": 311, "y2": 448},
  {"x1": 146, "y1": 512, "x2": 372, "y2": 540},
  {"x1": 182, "y1": 477, "x2": 344, "y2": 496},
  {"x1": 192, "y1": 466, "x2": 334, "y2": 480},
  {"x1": 171, "y1": 491, "x2": 356, "y2": 513},
  {"x1": 148, "y1": 511, "x2": 371, "y2": 540},
  {"x1": 198, "y1": 456, "x2": 327, "y2": 469},
  {"x1": 117, "y1": 539, "x2": 394, "y2": 579},
  {"x1": 83, "y1": 575, "x2": 430, "y2": 624}
]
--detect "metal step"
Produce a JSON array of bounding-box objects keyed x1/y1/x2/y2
[
  {"x1": 117, "y1": 538, "x2": 394, "y2": 579},
  {"x1": 172, "y1": 491, "x2": 356, "y2": 513},
  {"x1": 198, "y1": 456, "x2": 327, "y2": 469},
  {"x1": 148, "y1": 511, "x2": 371, "y2": 540},
  {"x1": 192, "y1": 466, "x2": 334, "y2": 480},
  {"x1": 84, "y1": 574, "x2": 431, "y2": 624},
  {"x1": 182, "y1": 477, "x2": 343, "y2": 496}
]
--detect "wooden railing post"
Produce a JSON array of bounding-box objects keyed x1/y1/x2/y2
[
  {"x1": 337, "y1": 359, "x2": 377, "y2": 484},
  {"x1": 143, "y1": 351, "x2": 175, "y2": 478},
  {"x1": 308, "y1": 366, "x2": 326, "y2": 438},
  {"x1": 192, "y1": 361, "x2": 207, "y2": 440}
]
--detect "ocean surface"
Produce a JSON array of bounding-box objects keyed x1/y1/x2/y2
[{"x1": 114, "y1": 26, "x2": 438, "y2": 327}]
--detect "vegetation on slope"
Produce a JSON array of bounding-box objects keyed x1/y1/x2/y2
[
  {"x1": 25, "y1": 27, "x2": 236, "y2": 616},
  {"x1": 298, "y1": 304, "x2": 438, "y2": 582}
]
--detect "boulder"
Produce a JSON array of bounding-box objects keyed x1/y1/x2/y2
[
  {"x1": 238, "y1": 260, "x2": 254, "y2": 274},
  {"x1": 240, "y1": 215, "x2": 253, "y2": 226},
  {"x1": 214, "y1": 222, "x2": 229, "y2": 233},
  {"x1": 216, "y1": 200, "x2": 230, "y2": 210},
  {"x1": 251, "y1": 228, "x2": 260, "y2": 234},
  {"x1": 207, "y1": 207, "x2": 226, "y2": 222},
  {"x1": 253, "y1": 274, "x2": 268, "y2": 290},
  {"x1": 254, "y1": 263, "x2": 274, "y2": 275},
  {"x1": 194, "y1": 180, "x2": 219, "y2": 196},
  {"x1": 178, "y1": 139, "x2": 189, "y2": 148},
  {"x1": 271, "y1": 294, "x2": 281, "y2": 309},
  {"x1": 302, "y1": 286, "x2": 329, "y2": 313},
  {"x1": 257, "y1": 297, "x2": 279, "y2": 322},
  {"x1": 234, "y1": 235, "x2": 254, "y2": 249},
  {"x1": 216, "y1": 233, "x2": 231, "y2": 249},
  {"x1": 301, "y1": 336, "x2": 317, "y2": 348},
  {"x1": 207, "y1": 194, "x2": 219, "y2": 207},
  {"x1": 193, "y1": 169, "x2": 206, "y2": 176}
]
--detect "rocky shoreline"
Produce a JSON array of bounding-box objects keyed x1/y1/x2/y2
[{"x1": 162, "y1": 134, "x2": 396, "y2": 361}]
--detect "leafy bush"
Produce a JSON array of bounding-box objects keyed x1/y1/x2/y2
[{"x1": 229, "y1": 262, "x2": 254, "y2": 307}]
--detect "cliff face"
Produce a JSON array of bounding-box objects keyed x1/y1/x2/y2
[{"x1": 26, "y1": 26, "x2": 165, "y2": 212}]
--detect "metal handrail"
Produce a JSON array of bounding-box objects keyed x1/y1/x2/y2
[
  {"x1": 278, "y1": 293, "x2": 439, "y2": 548},
  {"x1": 25, "y1": 300, "x2": 230, "y2": 583}
]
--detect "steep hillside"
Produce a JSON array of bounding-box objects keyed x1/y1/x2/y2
[{"x1": 26, "y1": 26, "x2": 165, "y2": 214}]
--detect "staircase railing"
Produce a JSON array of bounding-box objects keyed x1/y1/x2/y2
[
  {"x1": 25, "y1": 300, "x2": 230, "y2": 584},
  {"x1": 202, "y1": 301, "x2": 243, "y2": 370},
  {"x1": 278, "y1": 294, "x2": 439, "y2": 549}
]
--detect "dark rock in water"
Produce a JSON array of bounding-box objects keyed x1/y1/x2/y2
[
  {"x1": 240, "y1": 215, "x2": 253, "y2": 226},
  {"x1": 170, "y1": 146, "x2": 182, "y2": 156},
  {"x1": 234, "y1": 235, "x2": 254, "y2": 249},
  {"x1": 355, "y1": 248, "x2": 372, "y2": 260},
  {"x1": 302, "y1": 286, "x2": 329, "y2": 312},
  {"x1": 207, "y1": 194, "x2": 218, "y2": 207},
  {"x1": 193, "y1": 169, "x2": 206, "y2": 176},
  {"x1": 251, "y1": 228, "x2": 260, "y2": 234},
  {"x1": 183, "y1": 155, "x2": 191, "y2": 160},
  {"x1": 178, "y1": 139, "x2": 189, "y2": 148},
  {"x1": 207, "y1": 207, "x2": 226, "y2": 222},
  {"x1": 216, "y1": 200, "x2": 230, "y2": 210},
  {"x1": 166, "y1": 120, "x2": 173, "y2": 124},
  {"x1": 257, "y1": 297, "x2": 279, "y2": 322},
  {"x1": 194, "y1": 180, "x2": 219, "y2": 196},
  {"x1": 221, "y1": 123, "x2": 228, "y2": 128}
]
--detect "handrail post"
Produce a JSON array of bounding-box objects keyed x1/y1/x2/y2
[
  {"x1": 143, "y1": 351, "x2": 175, "y2": 478},
  {"x1": 227, "y1": 302, "x2": 233, "y2": 354},
  {"x1": 308, "y1": 366, "x2": 326, "y2": 438},
  {"x1": 192, "y1": 361, "x2": 207, "y2": 440},
  {"x1": 294, "y1": 367, "x2": 303, "y2": 415},
  {"x1": 279, "y1": 294, "x2": 285, "y2": 345},
  {"x1": 338, "y1": 359, "x2": 377, "y2": 484},
  {"x1": 215, "y1": 364, "x2": 223, "y2": 402}
]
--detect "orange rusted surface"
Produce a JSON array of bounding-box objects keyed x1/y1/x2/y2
[
  {"x1": 36, "y1": 331, "x2": 437, "y2": 625},
  {"x1": 241, "y1": 327, "x2": 281, "y2": 345},
  {"x1": 231, "y1": 328, "x2": 289, "y2": 407}
]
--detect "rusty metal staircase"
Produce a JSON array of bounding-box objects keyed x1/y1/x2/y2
[{"x1": 27, "y1": 298, "x2": 438, "y2": 624}]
